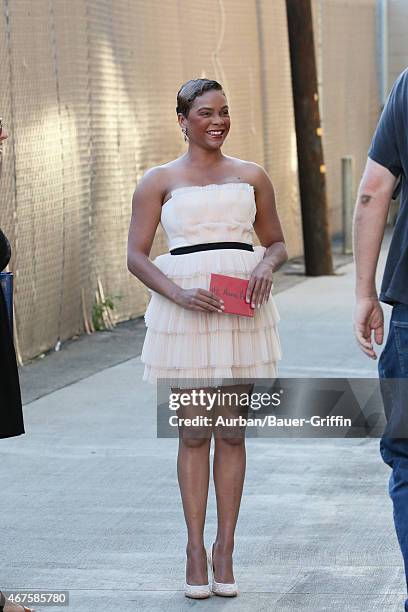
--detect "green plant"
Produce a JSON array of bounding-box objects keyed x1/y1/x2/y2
[{"x1": 92, "y1": 294, "x2": 123, "y2": 331}]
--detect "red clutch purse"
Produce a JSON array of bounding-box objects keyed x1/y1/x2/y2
[{"x1": 209, "y1": 273, "x2": 254, "y2": 317}]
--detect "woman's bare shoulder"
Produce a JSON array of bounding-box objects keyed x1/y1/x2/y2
[
  {"x1": 133, "y1": 166, "x2": 166, "y2": 197},
  {"x1": 133, "y1": 158, "x2": 189, "y2": 208},
  {"x1": 136, "y1": 157, "x2": 185, "y2": 191},
  {"x1": 224, "y1": 156, "x2": 271, "y2": 188}
]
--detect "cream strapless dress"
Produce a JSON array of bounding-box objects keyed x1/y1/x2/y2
[{"x1": 141, "y1": 182, "x2": 281, "y2": 387}]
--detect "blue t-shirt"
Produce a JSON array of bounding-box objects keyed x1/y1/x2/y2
[{"x1": 368, "y1": 67, "x2": 408, "y2": 305}]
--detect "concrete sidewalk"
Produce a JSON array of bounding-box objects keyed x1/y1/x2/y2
[{"x1": 1, "y1": 238, "x2": 406, "y2": 611}]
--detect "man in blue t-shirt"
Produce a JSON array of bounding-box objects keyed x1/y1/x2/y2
[{"x1": 353, "y1": 67, "x2": 408, "y2": 611}]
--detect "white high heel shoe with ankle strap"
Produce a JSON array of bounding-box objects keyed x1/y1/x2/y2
[{"x1": 207, "y1": 543, "x2": 238, "y2": 597}]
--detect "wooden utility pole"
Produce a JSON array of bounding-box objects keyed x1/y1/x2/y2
[{"x1": 286, "y1": 0, "x2": 334, "y2": 275}]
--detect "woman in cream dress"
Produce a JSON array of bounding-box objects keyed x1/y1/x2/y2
[{"x1": 127, "y1": 79, "x2": 287, "y2": 599}]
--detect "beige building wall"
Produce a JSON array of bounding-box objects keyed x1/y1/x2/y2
[
  {"x1": 388, "y1": 0, "x2": 408, "y2": 89},
  {"x1": 0, "y1": 0, "x2": 302, "y2": 362},
  {"x1": 0, "y1": 0, "x2": 381, "y2": 362},
  {"x1": 312, "y1": 0, "x2": 380, "y2": 235}
]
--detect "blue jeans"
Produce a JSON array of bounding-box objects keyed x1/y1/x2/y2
[{"x1": 379, "y1": 302, "x2": 408, "y2": 611}]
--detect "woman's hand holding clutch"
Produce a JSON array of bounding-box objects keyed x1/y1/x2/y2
[
  {"x1": 246, "y1": 260, "x2": 274, "y2": 309},
  {"x1": 174, "y1": 287, "x2": 225, "y2": 314}
]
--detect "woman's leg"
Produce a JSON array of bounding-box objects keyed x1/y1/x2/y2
[
  {"x1": 174, "y1": 386, "x2": 214, "y2": 585},
  {"x1": 212, "y1": 383, "x2": 252, "y2": 582}
]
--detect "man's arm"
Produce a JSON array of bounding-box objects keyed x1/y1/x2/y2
[{"x1": 353, "y1": 158, "x2": 398, "y2": 358}]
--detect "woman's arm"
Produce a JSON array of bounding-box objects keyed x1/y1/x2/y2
[
  {"x1": 245, "y1": 164, "x2": 288, "y2": 307},
  {"x1": 0, "y1": 127, "x2": 8, "y2": 179},
  {"x1": 127, "y1": 168, "x2": 224, "y2": 314},
  {"x1": 252, "y1": 164, "x2": 288, "y2": 271},
  {"x1": 127, "y1": 167, "x2": 182, "y2": 302}
]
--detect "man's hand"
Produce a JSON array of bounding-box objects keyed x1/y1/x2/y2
[{"x1": 353, "y1": 297, "x2": 384, "y2": 359}]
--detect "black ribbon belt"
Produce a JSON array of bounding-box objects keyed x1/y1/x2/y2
[{"x1": 170, "y1": 241, "x2": 254, "y2": 255}]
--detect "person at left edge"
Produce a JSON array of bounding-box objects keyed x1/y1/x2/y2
[
  {"x1": 0, "y1": 124, "x2": 34, "y2": 612},
  {"x1": 0, "y1": 126, "x2": 24, "y2": 440}
]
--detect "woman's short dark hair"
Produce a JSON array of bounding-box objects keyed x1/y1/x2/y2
[{"x1": 176, "y1": 78, "x2": 224, "y2": 118}]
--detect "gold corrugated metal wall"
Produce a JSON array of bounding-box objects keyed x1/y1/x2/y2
[
  {"x1": 0, "y1": 0, "x2": 302, "y2": 362},
  {"x1": 312, "y1": 0, "x2": 379, "y2": 234},
  {"x1": 0, "y1": 0, "x2": 379, "y2": 362}
]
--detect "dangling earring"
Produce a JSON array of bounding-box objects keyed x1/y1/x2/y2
[{"x1": 182, "y1": 127, "x2": 189, "y2": 143}]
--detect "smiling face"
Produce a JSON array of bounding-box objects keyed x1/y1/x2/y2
[{"x1": 179, "y1": 89, "x2": 231, "y2": 148}]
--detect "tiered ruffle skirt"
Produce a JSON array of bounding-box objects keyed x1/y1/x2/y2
[{"x1": 141, "y1": 246, "x2": 281, "y2": 388}]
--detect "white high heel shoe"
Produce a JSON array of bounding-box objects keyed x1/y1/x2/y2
[
  {"x1": 184, "y1": 548, "x2": 211, "y2": 599},
  {"x1": 183, "y1": 581, "x2": 211, "y2": 599},
  {"x1": 207, "y1": 542, "x2": 239, "y2": 597}
]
